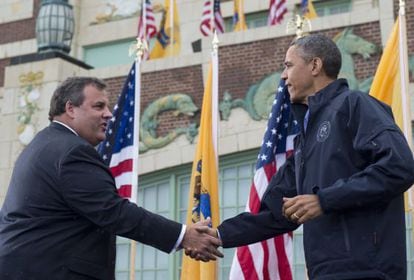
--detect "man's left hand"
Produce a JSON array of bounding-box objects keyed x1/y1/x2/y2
[{"x1": 282, "y1": 195, "x2": 323, "y2": 224}]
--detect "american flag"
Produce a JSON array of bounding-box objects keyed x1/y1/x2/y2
[
  {"x1": 137, "y1": 0, "x2": 157, "y2": 40},
  {"x1": 200, "y1": 0, "x2": 224, "y2": 36},
  {"x1": 98, "y1": 64, "x2": 137, "y2": 199},
  {"x1": 229, "y1": 79, "x2": 299, "y2": 280},
  {"x1": 268, "y1": 0, "x2": 287, "y2": 26}
]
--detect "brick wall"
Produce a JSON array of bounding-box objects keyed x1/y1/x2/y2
[
  {"x1": 0, "y1": 0, "x2": 41, "y2": 45},
  {"x1": 104, "y1": 22, "x2": 383, "y2": 137},
  {"x1": 104, "y1": 65, "x2": 204, "y2": 136},
  {"x1": 0, "y1": 0, "x2": 41, "y2": 87}
]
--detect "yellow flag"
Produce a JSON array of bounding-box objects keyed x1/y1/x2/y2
[
  {"x1": 370, "y1": 15, "x2": 413, "y2": 210},
  {"x1": 302, "y1": 0, "x2": 318, "y2": 19},
  {"x1": 233, "y1": 0, "x2": 247, "y2": 31},
  {"x1": 370, "y1": 18, "x2": 403, "y2": 128},
  {"x1": 150, "y1": 0, "x2": 180, "y2": 59},
  {"x1": 180, "y1": 62, "x2": 220, "y2": 280}
]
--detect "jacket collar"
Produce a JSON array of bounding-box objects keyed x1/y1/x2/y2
[
  {"x1": 307, "y1": 78, "x2": 349, "y2": 110},
  {"x1": 290, "y1": 79, "x2": 349, "y2": 133},
  {"x1": 50, "y1": 121, "x2": 78, "y2": 136}
]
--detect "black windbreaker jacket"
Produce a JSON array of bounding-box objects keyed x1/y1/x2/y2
[
  {"x1": 219, "y1": 79, "x2": 414, "y2": 280},
  {"x1": 290, "y1": 79, "x2": 413, "y2": 279}
]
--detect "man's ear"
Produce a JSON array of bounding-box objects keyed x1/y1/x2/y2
[
  {"x1": 65, "y1": 101, "x2": 75, "y2": 119},
  {"x1": 311, "y1": 57, "x2": 323, "y2": 76}
]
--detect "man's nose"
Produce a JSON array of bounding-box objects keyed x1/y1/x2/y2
[
  {"x1": 281, "y1": 69, "x2": 287, "y2": 80},
  {"x1": 103, "y1": 107, "x2": 113, "y2": 119}
]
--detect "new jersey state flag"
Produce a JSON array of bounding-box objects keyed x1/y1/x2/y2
[{"x1": 180, "y1": 62, "x2": 219, "y2": 280}]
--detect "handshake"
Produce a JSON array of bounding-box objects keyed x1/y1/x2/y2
[{"x1": 180, "y1": 217, "x2": 223, "y2": 262}]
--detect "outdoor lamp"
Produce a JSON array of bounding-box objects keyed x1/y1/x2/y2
[{"x1": 35, "y1": 0, "x2": 74, "y2": 53}]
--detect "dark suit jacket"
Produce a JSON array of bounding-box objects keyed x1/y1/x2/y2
[{"x1": 0, "y1": 122, "x2": 182, "y2": 280}]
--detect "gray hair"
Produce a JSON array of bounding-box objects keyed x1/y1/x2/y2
[
  {"x1": 48, "y1": 77, "x2": 107, "y2": 121},
  {"x1": 291, "y1": 34, "x2": 342, "y2": 79}
]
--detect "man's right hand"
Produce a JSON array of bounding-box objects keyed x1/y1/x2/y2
[{"x1": 181, "y1": 218, "x2": 223, "y2": 262}]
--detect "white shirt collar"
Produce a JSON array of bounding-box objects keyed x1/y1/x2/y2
[{"x1": 52, "y1": 120, "x2": 78, "y2": 136}]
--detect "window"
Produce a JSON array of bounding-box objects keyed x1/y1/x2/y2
[
  {"x1": 83, "y1": 39, "x2": 135, "y2": 68},
  {"x1": 83, "y1": 38, "x2": 156, "y2": 68},
  {"x1": 296, "y1": 0, "x2": 351, "y2": 17},
  {"x1": 224, "y1": 11, "x2": 268, "y2": 32}
]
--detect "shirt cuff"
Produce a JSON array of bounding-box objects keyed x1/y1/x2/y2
[
  {"x1": 216, "y1": 229, "x2": 221, "y2": 240},
  {"x1": 170, "y1": 224, "x2": 187, "y2": 253}
]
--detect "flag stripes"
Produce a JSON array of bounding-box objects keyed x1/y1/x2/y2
[
  {"x1": 268, "y1": 0, "x2": 287, "y2": 26},
  {"x1": 200, "y1": 0, "x2": 224, "y2": 36},
  {"x1": 229, "y1": 80, "x2": 298, "y2": 280}
]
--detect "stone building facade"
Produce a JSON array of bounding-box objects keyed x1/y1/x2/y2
[{"x1": 0, "y1": 0, "x2": 413, "y2": 279}]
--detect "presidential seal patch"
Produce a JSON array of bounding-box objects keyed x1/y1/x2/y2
[{"x1": 317, "y1": 121, "x2": 331, "y2": 142}]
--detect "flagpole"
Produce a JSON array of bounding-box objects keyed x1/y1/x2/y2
[
  {"x1": 212, "y1": 31, "x2": 219, "y2": 169},
  {"x1": 128, "y1": 37, "x2": 146, "y2": 280},
  {"x1": 398, "y1": 0, "x2": 412, "y2": 143},
  {"x1": 398, "y1": 0, "x2": 414, "y2": 216}
]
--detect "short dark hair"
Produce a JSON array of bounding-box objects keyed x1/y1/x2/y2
[
  {"x1": 48, "y1": 77, "x2": 107, "y2": 121},
  {"x1": 291, "y1": 34, "x2": 342, "y2": 79}
]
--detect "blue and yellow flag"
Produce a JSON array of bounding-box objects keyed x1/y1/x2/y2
[
  {"x1": 233, "y1": 0, "x2": 247, "y2": 31},
  {"x1": 301, "y1": 0, "x2": 318, "y2": 19},
  {"x1": 180, "y1": 62, "x2": 220, "y2": 280},
  {"x1": 150, "y1": 0, "x2": 180, "y2": 59}
]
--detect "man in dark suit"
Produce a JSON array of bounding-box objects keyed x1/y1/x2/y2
[{"x1": 0, "y1": 77, "x2": 222, "y2": 280}]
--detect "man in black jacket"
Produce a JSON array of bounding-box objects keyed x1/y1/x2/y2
[
  {"x1": 191, "y1": 34, "x2": 414, "y2": 280},
  {"x1": 0, "y1": 77, "x2": 222, "y2": 279}
]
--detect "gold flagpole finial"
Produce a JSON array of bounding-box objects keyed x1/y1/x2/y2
[
  {"x1": 212, "y1": 30, "x2": 220, "y2": 54},
  {"x1": 286, "y1": 14, "x2": 312, "y2": 39},
  {"x1": 129, "y1": 37, "x2": 148, "y2": 61}
]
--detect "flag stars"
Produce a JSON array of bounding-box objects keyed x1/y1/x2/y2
[
  {"x1": 111, "y1": 116, "x2": 116, "y2": 122},
  {"x1": 127, "y1": 133, "x2": 132, "y2": 139},
  {"x1": 266, "y1": 141, "x2": 272, "y2": 147},
  {"x1": 108, "y1": 129, "x2": 113, "y2": 135},
  {"x1": 102, "y1": 154, "x2": 108, "y2": 160},
  {"x1": 129, "y1": 117, "x2": 133, "y2": 122},
  {"x1": 278, "y1": 134, "x2": 282, "y2": 140},
  {"x1": 271, "y1": 128, "x2": 277, "y2": 135},
  {"x1": 261, "y1": 154, "x2": 267, "y2": 161},
  {"x1": 278, "y1": 86, "x2": 283, "y2": 92},
  {"x1": 105, "y1": 142, "x2": 110, "y2": 147}
]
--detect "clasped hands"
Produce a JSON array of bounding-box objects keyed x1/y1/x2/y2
[{"x1": 181, "y1": 217, "x2": 223, "y2": 262}]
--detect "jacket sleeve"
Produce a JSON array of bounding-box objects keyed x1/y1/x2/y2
[
  {"x1": 318, "y1": 95, "x2": 414, "y2": 213},
  {"x1": 59, "y1": 144, "x2": 182, "y2": 253},
  {"x1": 218, "y1": 154, "x2": 299, "y2": 248}
]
